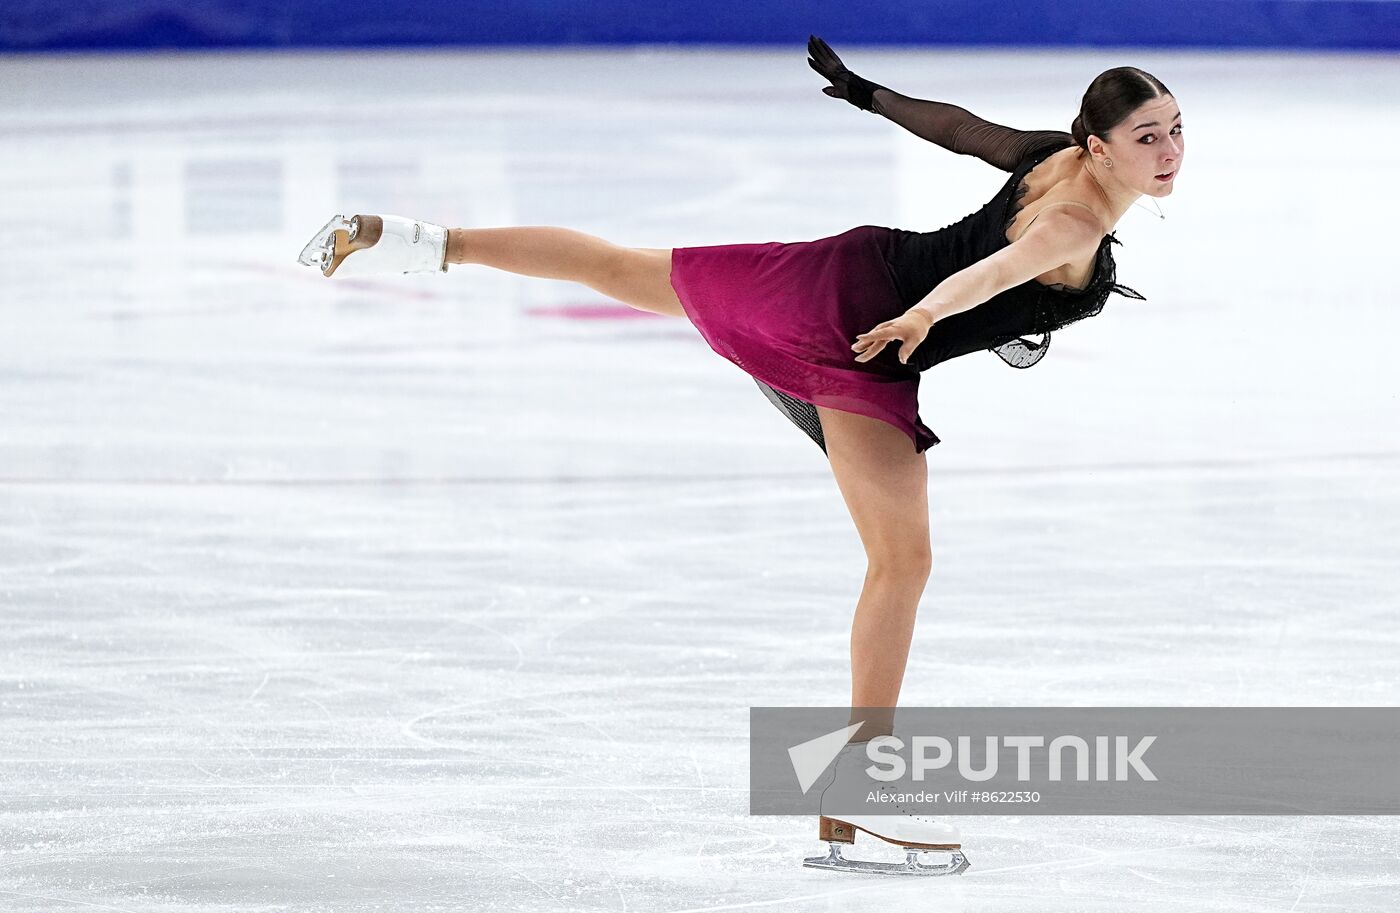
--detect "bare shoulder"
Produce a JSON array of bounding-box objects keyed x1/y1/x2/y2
[{"x1": 1018, "y1": 203, "x2": 1104, "y2": 255}]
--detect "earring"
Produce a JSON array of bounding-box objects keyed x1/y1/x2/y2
[{"x1": 1105, "y1": 158, "x2": 1113, "y2": 168}]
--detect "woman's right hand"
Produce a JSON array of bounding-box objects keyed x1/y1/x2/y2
[{"x1": 851, "y1": 306, "x2": 936, "y2": 365}]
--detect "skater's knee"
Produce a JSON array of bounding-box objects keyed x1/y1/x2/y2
[
  {"x1": 598, "y1": 248, "x2": 685, "y2": 318},
  {"x1": 596, "y1": 245, "x2": 636, "y2": 286},
  {"x1": 865, "y1": 547, "x2": 932, "y2": 588}
]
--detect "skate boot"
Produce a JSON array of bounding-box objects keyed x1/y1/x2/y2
[
  {"x1": 803, "y1": 735, "x2": 970, "y2": 876},
  {"x1": 297, "y1": 214, "x2": 449, "y2": 278}
]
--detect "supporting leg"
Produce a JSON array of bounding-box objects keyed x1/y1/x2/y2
[{"x1": 814, "y1": 405, "x2": 932, "y2": 739}]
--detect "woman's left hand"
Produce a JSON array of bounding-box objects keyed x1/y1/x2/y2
[{"x1": 851, "y1": 307, "x2": 935, "y2": 364}]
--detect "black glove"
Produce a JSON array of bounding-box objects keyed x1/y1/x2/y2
[{"x1": 807, "y1": 35, "x2": 887, "y2": 113}]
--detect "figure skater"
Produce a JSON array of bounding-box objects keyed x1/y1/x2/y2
[{"x1": 295, "y1": 36, "x2": 1180, "y2": 876}]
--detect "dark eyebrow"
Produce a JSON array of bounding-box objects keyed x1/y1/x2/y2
[{"x1": 1134, "y1": 111, "x2": 1182, "y2": 131}]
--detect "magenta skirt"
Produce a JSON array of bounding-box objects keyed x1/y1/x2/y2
[{"x1": 668, "y1": 225, "x2": 940, "y2": 454}]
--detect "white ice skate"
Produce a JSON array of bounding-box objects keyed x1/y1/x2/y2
[
  {"x1": 803, "y1": 735, "x2": 970, "y2": 876},
  {"x1": 296, "y1": 214, "x2": 448, "y2": 278}
]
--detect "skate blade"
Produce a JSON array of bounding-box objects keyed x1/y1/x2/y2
[
  {"x1": 297, "y1": 214, "x2": 353, "y2": 272},
  {"x1": 803, "y1": 842, "x2": 970, "y2": 876},
  {"x1": 296, "y1": 215, "x2": 383, "y2": 277}
]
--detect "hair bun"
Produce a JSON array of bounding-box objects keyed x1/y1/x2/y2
[{"x1": 1076, "y1": 68, "x2": 1172, "y2": 151}]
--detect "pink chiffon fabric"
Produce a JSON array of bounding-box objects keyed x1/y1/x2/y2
[{"x1": 668, "y1": 224, "x2": 939, "y2": 453}]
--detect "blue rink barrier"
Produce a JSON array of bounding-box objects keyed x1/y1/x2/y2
[{"x1": 2, "y1": 0, "x2": 1399, "y2": 52}]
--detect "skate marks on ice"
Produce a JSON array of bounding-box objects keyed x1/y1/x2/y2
[
  {"x1": 4, "y1": 45, "x2": 1400, "y2": 913},
  {"x1": 923, "y1": 815, "x2": 1400, "y2": 909}
]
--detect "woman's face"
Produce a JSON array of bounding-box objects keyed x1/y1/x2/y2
[{"x1": 1106, "y1": 95, "x2": 1184, "y2": 195}]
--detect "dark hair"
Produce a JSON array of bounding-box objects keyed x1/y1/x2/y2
[{"x1": 1070, "y1": 67, "x2": 1172, "y2": 154}]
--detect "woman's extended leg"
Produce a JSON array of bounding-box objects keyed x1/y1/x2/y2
[
  {"x1": 815, "y1": 404, "x2": 932, "y2": 741},
  {"x1": 445, "y1": 227, "x2": 685, "y2": 318}
]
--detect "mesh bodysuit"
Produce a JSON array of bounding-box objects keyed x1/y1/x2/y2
[{"x1": 751, "y1": 89, "x2": 1147, "y2": 453}]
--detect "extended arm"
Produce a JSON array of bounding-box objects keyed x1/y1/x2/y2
[
  {"x1": 871, "y1": 89, "x2": 1073, "y2": 173},
  {"x1": 807, "y1": 35, "x2": 1072, "y2": 172},
  {"x1": 853, "y1": 208, "x2": 1101, "y2": 365}
]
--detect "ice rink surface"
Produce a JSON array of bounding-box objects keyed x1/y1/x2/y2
[{"x1": 2, "y1": 45, "x2": 1398, "y2": 911}]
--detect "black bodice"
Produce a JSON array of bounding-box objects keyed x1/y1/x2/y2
[{"x1": 881, "y1": 138, "x2": 1147, "y2": 372}]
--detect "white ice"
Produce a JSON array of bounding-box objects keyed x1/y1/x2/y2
[{"x1": 1, "y1": 46, "x2": 1398, "y2": 911}]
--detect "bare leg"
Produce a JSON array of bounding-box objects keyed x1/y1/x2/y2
[
  {"x1": 815, "y1": 405, "x2": 932, "y2": 741},
  {"x1": 445, "y1": 227, "x2": 684, "y2": 318}
]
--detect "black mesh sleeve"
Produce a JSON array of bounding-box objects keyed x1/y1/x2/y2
[{"x1": 871, "y1": 88, "x2": 1073, "y2": 172}]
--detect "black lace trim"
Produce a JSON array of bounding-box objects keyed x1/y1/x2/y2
[{"x1": 1028, "y1": 233, "x2": 1148, "y2": 333}]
